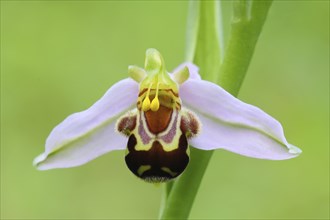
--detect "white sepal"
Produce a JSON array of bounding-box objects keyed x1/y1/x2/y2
[
  {"x1": 34, "y1": 78, "x2": 138, "y2": 170},
  {"x1": 180, "y1": 79, "x2": 301, "y2": 160}
]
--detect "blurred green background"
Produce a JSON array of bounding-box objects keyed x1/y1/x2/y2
[{"x1": 1, "y1": 1, "x2": 329, "y2": 219}]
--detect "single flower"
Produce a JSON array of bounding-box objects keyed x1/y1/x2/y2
[{"x1": 33, "y1": 48, "x2": 301, "y2": 183}]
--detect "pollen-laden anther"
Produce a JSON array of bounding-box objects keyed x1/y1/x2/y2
[{"x1": 116, "y1": 48, "x2": 201, "y2": 183}]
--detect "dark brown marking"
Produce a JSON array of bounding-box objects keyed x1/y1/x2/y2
[
  {"x1": 138, "y1": 88, "x2": 148, "y2": 97},
  {"x1": 144, "y1": 105, "x2": 173, "y2": 134},
  {"x1": 164, "y1": 89, "x2": 179, "y2": 97},
  {"x1": 178, "y1": 133, "x2": 188, "y2": 150},
  {"x1": 117, "y1": 115, "x2": 137, "y2": 136},
  {"x1": 127, "y1": 134, "x2": 137, "y2": 152},
  {"x1": 125, "y1": 134, "x2": 189, "y2": 183},
  {"x1": 143, "y1": 89, "x2": 178, "y2": 98}
]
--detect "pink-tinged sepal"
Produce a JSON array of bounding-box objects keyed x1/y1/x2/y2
[
  {"x1": 33, "y1": 78, "x2": 139, "y2": 170},
  {"x1": 180, "y1": 78, "x2": 301, "y2": 160}
]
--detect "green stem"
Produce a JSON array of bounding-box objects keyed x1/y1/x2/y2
[
  {"x1": 158, "y1": 171, "x2": 173, "y2": 218},
  {"x1": 160, "y1": 148, "x2": 213, "y2": 219},
  {"x1": 185, "y1": 0, "x2": 222, "y2": 82},
  {"x1": 165, "y1": 181, "x2": 173, "y2": 196},
  {"x1": 218, "y1": 0, "x2": 273, "y2": 95},
  {"x1": 159, "y1": 0, "x2": 273, "y2": 219}
]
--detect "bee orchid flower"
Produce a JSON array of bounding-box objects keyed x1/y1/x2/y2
[{"x1": 34, "y1": 48, "x2": 301, "y2": 182}]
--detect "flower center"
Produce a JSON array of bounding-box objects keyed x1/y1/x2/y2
[
  {"x1": 138, "y1": 82, "x2": 181, "y2": 112},
  {"x1": 131, "y1": 48, "x2": 181, "y2": 112},
  {"x1": 120, "y1": 48, "x2": 201, "y2": 183},
  {"x1": 142, "y1": 82, "x2": 160, "y2": 112}
]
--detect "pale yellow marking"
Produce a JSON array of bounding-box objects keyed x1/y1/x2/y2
[
  {"x1": 186, "y1": 146, "x2": 190, "y2": 156},
  {"x1": 134, "y1": 142, "x2": 153, "y2": 151},
  {"x1": 161, "y1": 137, "x2": 179, "y2": 152},
  {"x1": 137, "y1": 165, "x2": 151, "y2": 176},
  {"x1": 161, "y1": 167, "x2": 178, "y2": 177}
]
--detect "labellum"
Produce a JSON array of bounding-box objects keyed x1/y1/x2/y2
[{"x1": 116, "y1": 53, "x2": 200, "y2": 183}]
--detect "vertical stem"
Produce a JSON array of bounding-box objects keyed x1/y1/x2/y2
[
  {"x1": 158, "y1": 184, "x2": 170, "y2": 219},
  {"x1": 160, "y1": 0, "x2": 222, "y2": 218},
  {"x1": 218, "y1": 0, "x2": 273, "y2": 95},
  {"x1": 159, "y1": 0, "x2": 273, "y2": 219},
  {"x1": 160, "y1": 148, "x2": 213, "y2": 219},
  {"x1": 190, "y1": 0, "x2": 222, "y2": 81},
  {"x1": 165, "y1": 181, "x2": 173, "y2": 196}
]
